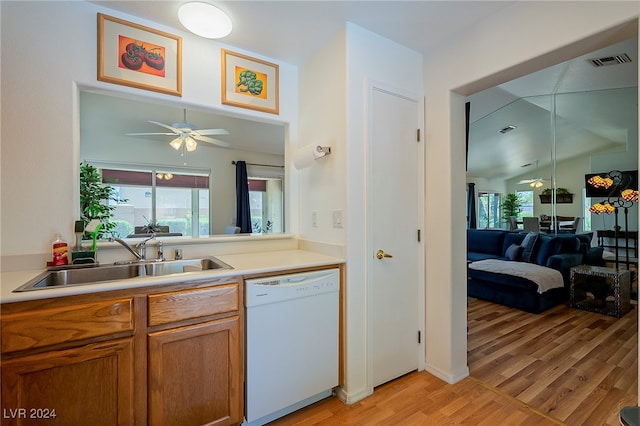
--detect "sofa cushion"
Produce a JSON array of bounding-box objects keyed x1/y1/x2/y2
[
  {"x1": 534, "y1": 236, "x2": 562, "y2": 266},
  {"x1": 505, "y1": 243, "x2": 523, "y2": 261},
  {"x1": 467, "y1": 229, "x2": 506, "y2": 256},
  {"x1": 502, "y1": 232, "x2": 527, "y2": 256},
  {"x1": 520, "y1": 232, "x2": 539, "y2": 262},
  {"x1": 585, "y1": 246, "x2": 605, "y2": 265},
  {"x1": 574, "y1": 232, "x2": 593, "y2": 255},
  {"x1": 468, "y1": 252, "x2": 502, "y2": 262},
  {"x1": 556, "y1": 235, "x2": 580, "y2": 254}
]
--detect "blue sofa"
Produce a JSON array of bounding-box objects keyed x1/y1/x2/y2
[{"x1": 467, "y1": 229, "x2": 592, "y2": 313}]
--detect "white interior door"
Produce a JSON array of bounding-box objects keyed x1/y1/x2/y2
[{"x1": 369, "y1": 86, "x2": 423, "y2": 387}]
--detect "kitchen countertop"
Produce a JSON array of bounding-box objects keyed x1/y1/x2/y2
[{"x1": 0, "y1": 250, "x2": 345, "y2": 304}]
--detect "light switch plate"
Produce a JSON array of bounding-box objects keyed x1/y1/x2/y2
[{"x1": 332, "y1": 210, "x2": 343, "y2": 228}]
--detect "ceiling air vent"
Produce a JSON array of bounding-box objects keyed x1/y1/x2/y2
[
  {"x1": 498, "y1": 125, "x2": 517, "y2": 134},
  {"x1": 588, "y1": 53, "x2": 632, "y2": 67}
]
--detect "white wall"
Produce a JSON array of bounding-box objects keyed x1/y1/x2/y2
[
  {"x1": 344, "y1": 23, "x2": 424, "y2": 401},
  {"x1": 298, "y1": 22, "x2": 424, "y2": 402},
  {"x1": 297, "y1": 30, "x2": 347, "y2": 243},
  {"x1": 0, "y1": 1, "x2": 298, "y2": 264},
  {"x1": 424, "y1": 1, "x2": 638, "y2": 383}
]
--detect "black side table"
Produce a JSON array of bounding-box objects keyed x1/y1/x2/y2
[{"x1": 570, "y1": 265, "x2": 631, "y2": 318}]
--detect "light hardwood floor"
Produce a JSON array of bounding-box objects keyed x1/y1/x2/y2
[
  {"x1": 468, "y1": 299, "x2": 637, "y2": 426},
  {"x1": 270, "y1": 300, "x2": 637, "y2": 426},
  {"x1": 269, "y1": 371, "x2": 561, "y2": 425}
]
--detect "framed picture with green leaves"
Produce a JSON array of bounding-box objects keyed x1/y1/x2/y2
[{"x1": 221, "y1": 49, "x2": 279, "y2": 114}]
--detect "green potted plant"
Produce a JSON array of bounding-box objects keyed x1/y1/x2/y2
[
  {"x1": 501, "y1": 193, "x2": 522, "y2": 224},
  {"x1": 80, "y1": 162, "x2": 122, "y2": 239}
]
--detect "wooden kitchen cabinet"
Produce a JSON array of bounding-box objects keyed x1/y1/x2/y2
[
  {"x1": 147, "y1": 283, "x2": 242, "y2": 426},
  {"x1": 1, "y1": 338, "x2": 134, "y2": 425},
  {"x1": 1, "y1": 296, "x2": 135, "y2": 425},
  {"x1": 1, "y1": 278, "x2": 243, "y2": 426},
  {"x1": 148, "y1": 317, "x2": 241, "y2": 426}
]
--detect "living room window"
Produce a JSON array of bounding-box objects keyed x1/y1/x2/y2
[
  {"x1": 249, "y1": 177, "x2": 283, "y2": 233},
  {"x1": 101, "y1": 167, "x2": 210, "y2": 238},
  {"x1": 517, "y1": 190, "x2": 534, "y2": 219},
  {"x1": 477, "y1": 191, "x2": 501, "y2": 229}
]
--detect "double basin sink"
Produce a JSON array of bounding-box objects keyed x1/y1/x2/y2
[{"x1": 13, "y1": 257, "x2": 233, "y2": 292}]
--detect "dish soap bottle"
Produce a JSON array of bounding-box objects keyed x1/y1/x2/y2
[{"x1": 52, "y1": 233, "x2": 69, "y2": 266}]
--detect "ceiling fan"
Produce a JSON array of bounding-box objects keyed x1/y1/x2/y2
[
  {"x1": 126, "y1": 109, "x2": 230, "y2": 152},
  {"x1": 518, "y1": 160, "x2": 549, "y2": 188}
]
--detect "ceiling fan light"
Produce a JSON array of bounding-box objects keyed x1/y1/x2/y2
[
  {"x1": 185, "y1": 137, "x2": 198, "y2": 152},
  {"x1": 530, "y1": 180, "x2": 543, "y2": 188},
  {"x1": 169, "y1": 138, "x2": 183, "y2": 150},
  {"x1": 178, "y1": 2, "x2": 232, "y2": 39}
]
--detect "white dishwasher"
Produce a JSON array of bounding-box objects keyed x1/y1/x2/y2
[{"x1": 244, "y1": 268, "x2": 340, "y2": 426}]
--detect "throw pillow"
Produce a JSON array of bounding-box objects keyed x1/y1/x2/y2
[
  {"x1": 505, "y1": 243, "x2": 523, "y2": 261},
  {"x1": 520, "y1": 232, "x2": 539, "y2": 262},
  {"x1": 585, "y1": 246, "x2": 605, "y2": 266}
]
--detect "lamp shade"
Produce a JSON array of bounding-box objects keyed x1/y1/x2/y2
[
  {"x1": 169, "y1": 137, "x2": 183, "y2": 150},
  {"x1": 178, "y1": 2, "x2": 232, "y2": 39},
  {"x1": 184, "y1": 137, "x2": 198, "y2": 152}
]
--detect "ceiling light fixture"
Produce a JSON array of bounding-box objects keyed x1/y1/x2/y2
[
  {"x1": 169, "y1": 136, "x2": 198, "y2": 152},
  {"x1": 178, "y1": 2, "x2": 232, "y2": 39}
]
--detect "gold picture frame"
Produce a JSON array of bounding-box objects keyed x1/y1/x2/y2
[
  {"x1": 97, "y1": 13, "x2": 182, "y2": 97},
  {"x1": 221, "y1": 49, "x2": 279, "y2": 114}
]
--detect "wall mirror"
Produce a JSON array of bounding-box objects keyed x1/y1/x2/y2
[
  {"x1": 467, "y1": 36, "x2": 638, "y2": 237},
  {"x1": 80, "y1": 89, "x2": 286, "y2": 238}
]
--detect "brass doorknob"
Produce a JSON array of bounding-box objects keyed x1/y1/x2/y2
[{"x1": 376, "y1": 249, "x2": 393, "y2": 260}]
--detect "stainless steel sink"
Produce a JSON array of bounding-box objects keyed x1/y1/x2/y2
[
  {"x1": 144, "y1": 258, "x2": 231, "y2": 276},
  {"x1": 13, "y1": 257, "x2": 233, "y2": 292}
]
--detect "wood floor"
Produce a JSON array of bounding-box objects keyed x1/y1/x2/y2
[
  {"x1": 269, "y1": 371, "x2": 561, "y2": 425},
  {"x1": 468, "y1": 299, "x2": 638, "y2": 426},
  {"x1": 269, "y1": 300, "x2": 637, "y2": 426}
]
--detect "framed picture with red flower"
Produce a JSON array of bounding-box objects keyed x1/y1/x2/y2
[
  {"x1": 221, "y1": 49, "x2": 279, "y2": 114},
  {"x1": 97, "y1": 13, "x2": 182, "y2": 96}
]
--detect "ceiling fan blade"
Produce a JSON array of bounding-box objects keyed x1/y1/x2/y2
[
  {"x1": 148, "y1": 120, "x2": 180, "y2": 134},
  {"x1": 126, "y1": 132, "x2": 176, "y2": 136},
  {"x1": 192, "y1": 134, "x2": 230, "y2": 148},
  {"x1": 194, "y1": 128, "x2": 230, "y2": 136},
  {"x1": 518, "y1": 179, "x2": 534, "y2": 184}
]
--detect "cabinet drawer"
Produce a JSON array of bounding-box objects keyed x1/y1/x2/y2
[
  {"x1": 1, "y1": 298, "x2": 134, "y2": 353},
  {"x1": 148, "y1": 283, "x2": 239, "y2": 326}
]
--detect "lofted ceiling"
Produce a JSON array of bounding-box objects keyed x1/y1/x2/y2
[{"x1": 467, "y1": 37, "x2": 638, "y2": 182}]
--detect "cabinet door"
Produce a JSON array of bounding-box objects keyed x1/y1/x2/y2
[
  {"x1": 1, "y1": 338, "x2": 134, "y2": 426},
  {"x1": 148, "y1": 316, "x2": 241, "y2": 426}
]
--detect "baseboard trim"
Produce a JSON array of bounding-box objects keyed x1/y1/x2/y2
[
  {"x1": 424, "y1": 363, "x2": 469, "y2": 384},
  {"x1": 334, "y1": 386, "x2": 373, "y2": 405}
]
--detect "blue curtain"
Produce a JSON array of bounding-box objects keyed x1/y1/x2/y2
[
  {"x1": 465, "y1": 101, "x2": 470, "y2": 171},
  {"x1": 235, "y1": 161, "x2": 252, "y2": 233},
  {"x1": 467, "y1": 182, "x2": 477, "y2": 229}
]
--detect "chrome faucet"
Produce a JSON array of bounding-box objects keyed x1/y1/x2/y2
[
  {"x1": 111, "y1": 233, "x2": 156, "y2": 261},
  {"x1": 156, "y1": 241, "x2": 164, "y2": 261}
]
